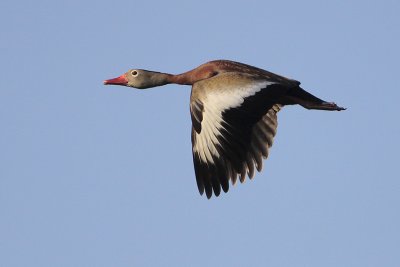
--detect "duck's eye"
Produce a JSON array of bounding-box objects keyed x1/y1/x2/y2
[{"x1": 131, "y1": 70, "x2": 138, "y2": 77}]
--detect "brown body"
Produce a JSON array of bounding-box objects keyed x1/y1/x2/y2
[
  {"x1": 170, "y1": 60, "x2": 300, "y2": 87},
  {"x1": 104, "y1": 60, "x2": 345, "y2": 198}
]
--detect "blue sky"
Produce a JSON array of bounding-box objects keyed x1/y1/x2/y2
[{"x1": 1, "y1": 0, "x2": 399, "y2": 266}]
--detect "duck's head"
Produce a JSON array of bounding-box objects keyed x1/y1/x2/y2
[{"x1": 104, "y1": 69, "x2": 170, "y2": 89}]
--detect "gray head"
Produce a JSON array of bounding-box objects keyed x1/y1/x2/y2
[{"x1": 104, "y1": 69, "x2": 171, "y2": 89}]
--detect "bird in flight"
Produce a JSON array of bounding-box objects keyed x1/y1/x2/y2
[{"x1": 104, "y1": 60, "x2": 345, "y2": 198}]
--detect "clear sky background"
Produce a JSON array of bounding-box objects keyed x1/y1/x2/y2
[{"x1": 1, "y1": 0, "x2": 399, "y2": 266}]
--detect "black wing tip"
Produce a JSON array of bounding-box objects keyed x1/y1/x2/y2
[{"x1": 221, "y1": 182, "x2": 229, "y2": 193}]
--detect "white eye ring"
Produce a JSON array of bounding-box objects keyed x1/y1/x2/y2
[{"x1": 131, "y1": 70, "x2": 138, "y2": 77}]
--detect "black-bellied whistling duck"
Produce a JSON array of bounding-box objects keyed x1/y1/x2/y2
[{"x1": 104, "y1": 60, "x2": 345, "y2": 199}]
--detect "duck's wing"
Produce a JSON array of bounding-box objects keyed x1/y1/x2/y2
[{"x1": 190, "y1": 72, "x2": 290, "y2": 198}]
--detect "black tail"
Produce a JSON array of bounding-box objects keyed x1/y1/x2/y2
[{"x1": 283, "y1": 87, "x2": 346, "y2": 111}]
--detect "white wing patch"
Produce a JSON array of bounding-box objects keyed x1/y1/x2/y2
[{"x1": 193, "y1": 80, "x2": 274, "y2": 163}]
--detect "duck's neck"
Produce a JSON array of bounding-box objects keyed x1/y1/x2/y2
[
  {"x1": 168, "y1": 64, "x2": 218, "y2": 86},
  {"x1": 168, "y1": 71, "x2": 194, "y2": 85},
  {"x1": 156, "y1": 64, "x2": 217, "y2": 86},
  {"x1": 142, "y1": 72, "x2": 171, "y2": 88},
  {"x1": 146, "y1": 72, "x2": 192, "y2": 88}
]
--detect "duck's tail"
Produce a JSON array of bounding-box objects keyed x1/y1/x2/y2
[{"x1": 283, "y1": 87, "x2": 346, "y2": 111}]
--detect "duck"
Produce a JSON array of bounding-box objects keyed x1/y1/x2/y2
[{"x1": 104, "y1": 60, "x2": 345, "y2": 199}]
